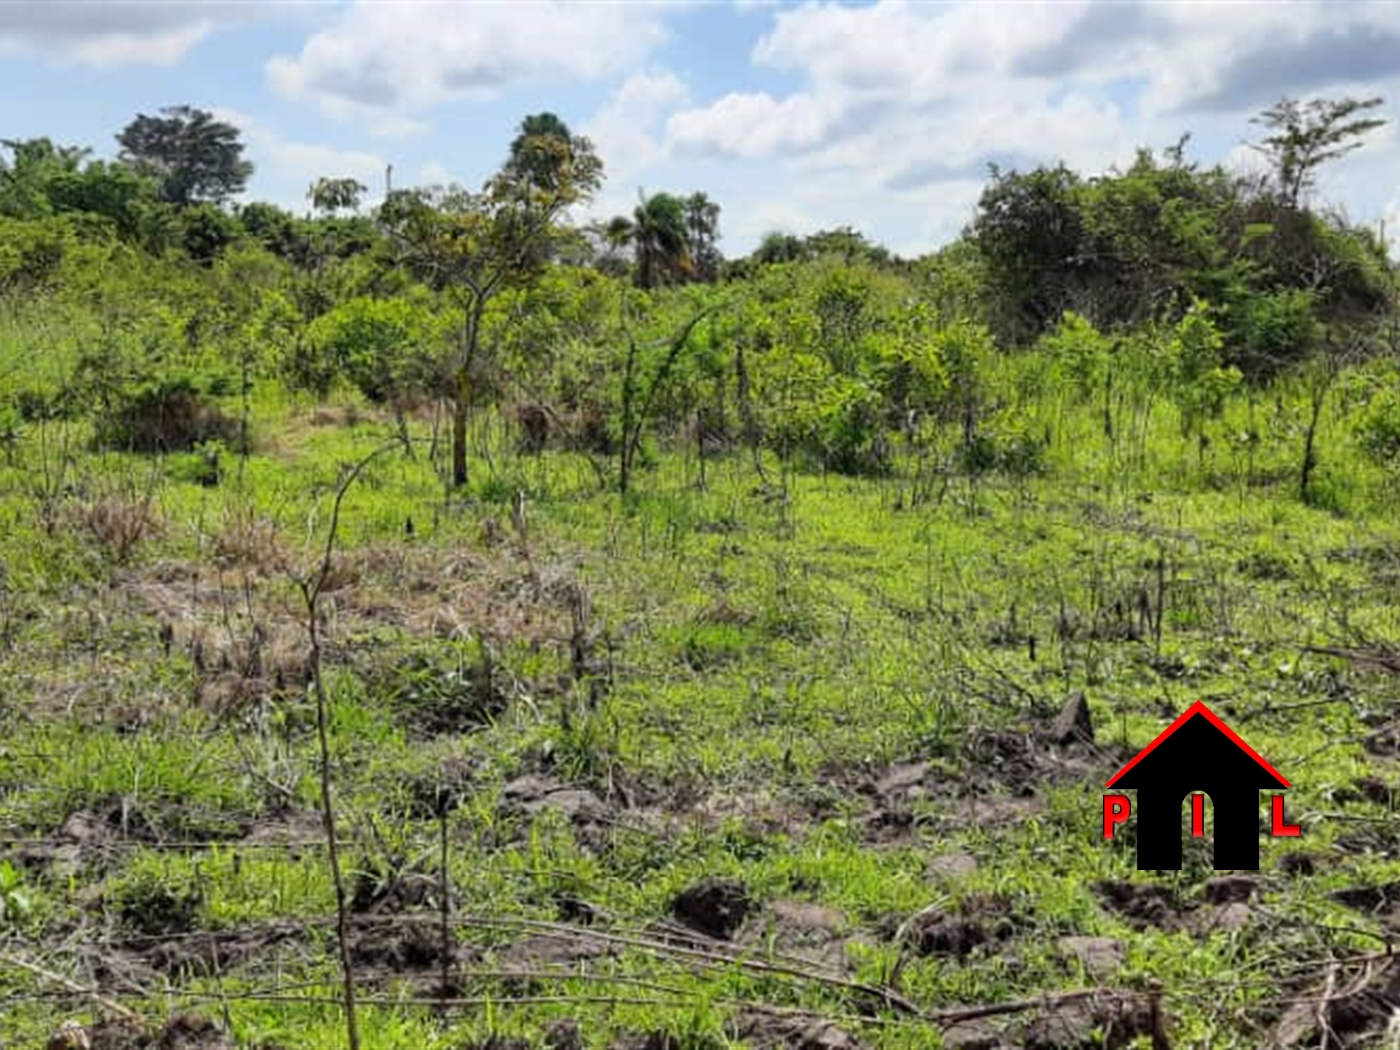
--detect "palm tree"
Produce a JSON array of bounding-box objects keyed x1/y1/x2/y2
[
  {"x1": 607, "y1": 190, "x2": 693, "y2": 289},
  {"x1": 503, "y1": 112, "x2": 601, "y2": 200}
]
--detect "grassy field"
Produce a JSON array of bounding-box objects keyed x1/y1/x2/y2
[{"x1": 4, "y1": 377, "x2": 1400, "y2": 1050}]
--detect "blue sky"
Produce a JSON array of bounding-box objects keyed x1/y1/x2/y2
[{"x1": 5, "y1": 1, "x2": 1400, "y2": 256}]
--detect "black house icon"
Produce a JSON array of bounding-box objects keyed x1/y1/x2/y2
[{"x1": 1106, "y1": 701, "x2": 1290, "y2": 870}]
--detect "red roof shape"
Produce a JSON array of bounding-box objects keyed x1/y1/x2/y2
[{"x1": 1104, "y1": 700, "x2": 1290, "y2": 789}]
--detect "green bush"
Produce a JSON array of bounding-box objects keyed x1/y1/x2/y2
[
  {"x1": 1356, "y1": 382, "x2": 1400, "y2": 466},
  {"x1": 93, "y1": 377, "x2": 241, "y2": 453}
]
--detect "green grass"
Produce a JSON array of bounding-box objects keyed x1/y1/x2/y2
[{"x1": 3, "y1": 375, "x2": 1400, "y2": 1049}]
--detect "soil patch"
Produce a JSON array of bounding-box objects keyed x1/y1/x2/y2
[
  {"x1": 740, "y1": 899, "x2": 851, "y2": 973},
  {"x1": 1017, "y1": 992, "x2": 1162, "y2": 1049},
  {"x1": 1094, "y1": 880, "x2": 1191, "y2": 931},
  {"x1": 892, "y1": 894, "x2": 1021, "y2": 961},
  {"x1": 1057, "y1": 936, "x2": 1124, "y2": 979},
  {"x1": 735, "y1": 1010, "x2": 870, "y2": 1049},
  {"x1": 123, "y1": 921, "x2": 305, "y2": 978},
  {"x1": 75, "y1": 1015, "x2": 238, "y2": 1050},
  {"x1": 1332, "y1": 880, "x2": 1400, "y2": 916},
  {"x1": 1274, "y1": 956, "x2": 1400, "y2": 1048},
  {"x1": 672, "y1": 877, "x2": 753, "y2": 940}
]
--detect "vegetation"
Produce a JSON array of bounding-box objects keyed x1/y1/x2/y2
[{"x1": 3, "y1": 96, "x2": 1400, "y2": 1049}]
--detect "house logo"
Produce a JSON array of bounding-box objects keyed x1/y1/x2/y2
[{"x1": 1103, "y1": 701, "x2": 1300, "y2": 870}]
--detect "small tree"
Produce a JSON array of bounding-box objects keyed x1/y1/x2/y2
[
  {"x1": 1167, "y1": 301, "x2": 1240, "y2": 453},
  {"x1": 381, "y1": 113, "x2": 602, "y2": 487},
  {"x1": 116, "y1": 106, "x2": 253, "y2": 206},
  {"x1": 1249, "y1": 96, "x2": 1386, "y2": 210}
]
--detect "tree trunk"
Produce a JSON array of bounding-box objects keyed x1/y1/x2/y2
[
  {"x1": 619, "y1": 332, "x2": 639, "y2": 495},
  {"x1": 451, "y1": 373, "x2": 468, "y2": 489},
  {"x1": 451, "y1": 299, "x2": 485, "y2": 489},
  {"x1": 1299, "y1": 360, "x2": 1333, "y2": 506}
]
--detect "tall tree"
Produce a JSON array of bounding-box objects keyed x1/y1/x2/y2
[
  {"x1": 116, "y1": 106, "x2": 253, "y2": 206},
  {"x1": 1250, "y1": 96, "x2": 1386, "y2": 210},
  {"x1": 682, "y1": 192, "x2": 722, "y2": 280},
  {"x1": 381, "y1": 112, "x2": 603, "y2": 487},
  {"x1": 608, "y1": 190, "x2": 691, "y2": 289}
]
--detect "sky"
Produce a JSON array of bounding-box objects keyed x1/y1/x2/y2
[{"x1": 5, "y1": 0, "x2": 1400, "y2": 257}]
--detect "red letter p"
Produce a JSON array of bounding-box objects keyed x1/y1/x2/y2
[{"x1": 1103, "y1": 794, "x2": 1131, "y2": 839}]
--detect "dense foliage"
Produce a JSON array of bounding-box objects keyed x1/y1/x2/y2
[{"x1": 0, "y1": 98, "x2": 1396, "y2": 502}]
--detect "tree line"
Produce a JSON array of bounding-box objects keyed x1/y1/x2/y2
[{"x1": 2, "y1": 97, "x2": 1398, "y2": 507}]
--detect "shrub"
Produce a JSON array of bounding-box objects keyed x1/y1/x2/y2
[
  {"x1": 1356, "y1": 383, "x2": 1400, "y2": 466},
  {"x1": 93, "y1": 377, "x2": 242, "y2": 453}
]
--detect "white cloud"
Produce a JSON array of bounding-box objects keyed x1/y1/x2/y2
[
  {"x1": 584, "y1": 69, "x2": 689, "y2": 177},
  {"x1": 650, "y1": 0, "x2": 1400, "y2": 254},
  {"x1": 668, "y1": 91, "x2": 843, "y2": 160},
  {"x1": 419, "y1": 161, "x2": 452, "y2": 186},
  {"x1": 0, "y1": 1, "x2": 256, "y2": 66},
  {"x1": 267, "y1": 1, "x2": 674, "y2": 134},
  {"x1": 213, "y1": 108, "x2": 389, "y2": 210}
]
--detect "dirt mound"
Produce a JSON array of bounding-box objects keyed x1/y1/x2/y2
[
  {"x1": 672, "y1": 877, "x2": 753, "y2": 940},
  {"x1": 75, "y1": 1016, "x2": 237, "y2": 1050},
  {"x1": 735, "y1": 1010, "x2": 870, "y2": 1049},
  {"x1": 741, "y1": 899, "x2": 852, "y2": 973},
  {"x1": 351, "y1": 920, "x2": 451, "y2": 972},
  {"x1": 1203, "y1": 875, "x2": 1257, "y2": 905},
  {"x1": 1048, "y1": 692, "x2": 1094, "y2": 745},
  {"x1": 1278, "y1": 851, "x2": 1317, "y2": 877},
  {"x1": 1274, "y1": 956, "x2": 1400, "y2": 1048},
  {"x1": 1332, "y1": 880, "x2": 1400, "y2": 916},
  {"x1": 134, "y1": 920, "x2": 304, "y2": 978},
  {"x1": 1017, "y1": 992, "x2": 1162, "y2": 1049},
  {"x1": 1094, "y1": 880, "x2": 1190, "y2": 931},
  {"x1": 893, "y1": 894, "x2": 1021, "y2": 961},
  {"x1": 1057, "y1": 936, "x2": 1124, "y2": 979},
  {"x1": 497, "y1": 931, "x2": 614, "y2": 973}
]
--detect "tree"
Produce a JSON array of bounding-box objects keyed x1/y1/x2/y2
[
  {"x1": 116, "y1": 106, "x2": 253, "y2": 206},
  {"x1": 504, "y1": 112, "x2": 595, "y2": 197},
  {"x1": 0, "y1": 138, "x2": 89, "y2": 218},
  {"x1": 381, "y1": 112, "x2": 603, "y2": 487},
  {"x1": 682, "y1": 192, "x2": 722, "y2": 281},
  {"x1": 608, "y1": 191, "x2": 691, "y2": 289},
  {"x1": 1250, "y1": 96, "x2": 1386, "y2": 210},
  {"x1": 308, "y1": 177, "x2": 367, "y2": 216},
  {"x1": 972, "y1": 164, "x2": 1087, "y2": 341},
  {"x1": 751, "y1": 232, "x2": 808, "y2": 266}
]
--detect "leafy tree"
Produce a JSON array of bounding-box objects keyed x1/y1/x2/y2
[
  {"x1": 381, "y1": 112, "x2": 603, "y2": 487},
  {"x1": 504, "y1": 112, "x2": 598, "y2": 197},
  {"x1": 1166, "y1": 301, "x2": 1240, "y2": 442},
  {"x1": 307, "y1": 296, "x2": 439, "y2": 406},
  {"x1": 177, "y1": 203, "x2": 240, "y2": 265},
  {"x1": 44, "y1": 161, "x2": 158, "y2": 242},
  {"x1": 805, "y1": 226, "x2": 891, "y2": 266},
  {"x1": 308, "y1": 177, "x2": 368, "y2": 216},
  {"x1": 239, "y1": 202, "x2": 307, "y2": 262},
  {"x1": 750, "y1": 232, "x2": 807, "y2": 267},
  {"x1": 116, "y1": 106, "x2": 253, "y2": 206},
  {"x1": 972, "y1": 164, "x2": 1086, "y2": 341},
  {"x1": 682, "y1": 192, "x2": 722, "y2": 281},
  {"x1": 1250, "y1": 96, "x2": 1385, "y2": 210},
  {"x1": 0, "y1": 138, "x2": 89, "y2": 218},
  {"x1": 607, "y1": 191, "x2": 692, "y2": 289}
]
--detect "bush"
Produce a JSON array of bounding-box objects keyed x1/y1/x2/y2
[
  {"x1": 0, "y1": 218, "x2": 71, "y2": 291},
  {"x1": 1356, "y1": 383, "x2": 1400, "y2": 466},
  {"x1": 305, "y1": 296, "x2": 441, "y2": 405},
  {"x1": 93, "y1": 377, "x2": 242, "y2": 453}
]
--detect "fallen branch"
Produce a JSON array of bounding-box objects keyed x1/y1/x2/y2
[{"x1": 0, "y1": 950, "x2": 144, "y2": 1024}]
